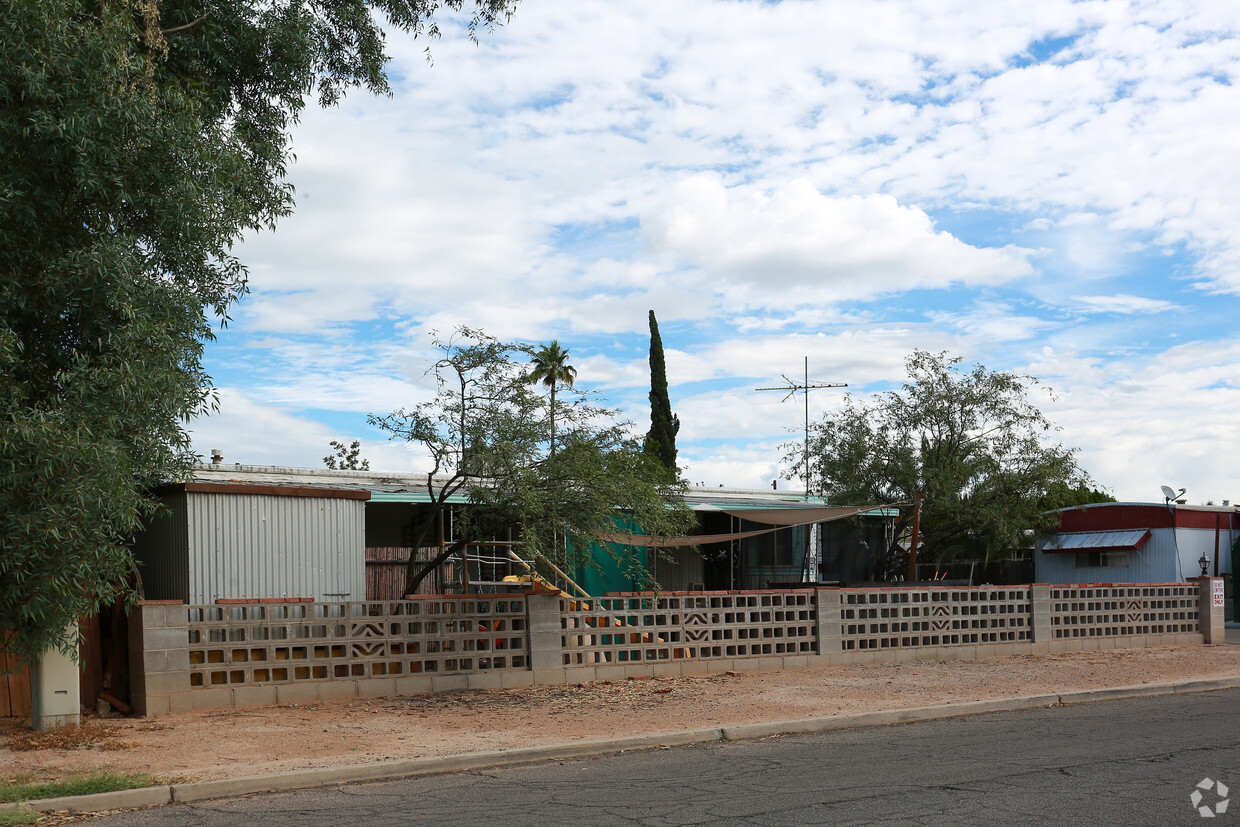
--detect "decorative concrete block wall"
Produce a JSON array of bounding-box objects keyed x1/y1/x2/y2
[{"x1": 128, "y1": 579, "x2": 1225, "y2": 714}]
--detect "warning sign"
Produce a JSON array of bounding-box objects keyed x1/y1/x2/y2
[{"x1": 1215, "y1": 579, "x2": 1226, "y2": 608}]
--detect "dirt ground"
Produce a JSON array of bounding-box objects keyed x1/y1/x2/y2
[{"x1": 4, "y1": 644, "x2": 1240, "y2": 788}]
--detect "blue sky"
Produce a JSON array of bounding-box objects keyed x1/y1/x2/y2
[{"x1": 192, "y1": 0, "x2": 1240, "y2": 503}]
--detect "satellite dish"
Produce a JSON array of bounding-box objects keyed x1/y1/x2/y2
[{"x1": 1161, "y1": 485, "x2": 1177, "y2": 501}]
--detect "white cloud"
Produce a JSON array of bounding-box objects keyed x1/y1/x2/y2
[
  {"x1": 642, "y1": 175, "x2": 1036, "y2": 304},
  {"x1": 1075, "y1": 294, "x2": 1181, "y2": 315}
]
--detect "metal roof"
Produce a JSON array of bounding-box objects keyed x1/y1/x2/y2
[{"x1": 1042, "y1": 529, "x2": 1151, "y2": 553}]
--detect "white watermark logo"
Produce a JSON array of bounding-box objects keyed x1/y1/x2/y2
[{"x1": 1191, "y1": 778, "x2": 1230, "y2": 818}]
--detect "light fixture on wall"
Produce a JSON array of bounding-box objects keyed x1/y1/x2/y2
[{"x1": 1199, "y1": 552, "x2": 1210, "y2": 576}]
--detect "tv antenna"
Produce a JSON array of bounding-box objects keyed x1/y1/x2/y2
[
  {"x1": 756, "y1": 357, "x2": 846, "y2": 497},
  {"x1": 1161, "y1": 485, "x2": 1185, "y2": 504}
]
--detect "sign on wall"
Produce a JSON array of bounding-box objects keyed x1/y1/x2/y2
[{"x1": 1214, "y1": 579, "x2": 1225, "y2": 608}]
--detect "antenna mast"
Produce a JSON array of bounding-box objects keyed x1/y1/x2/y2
[{"x1": 756, "y1": 357, "x2": 846, "y2": 497}]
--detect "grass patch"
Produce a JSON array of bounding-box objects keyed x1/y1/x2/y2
[
  {"x1": 0, "y1": 808, "x2": 39, "y2": 826},
  {"x1": 0, "y1": 769, "x2": 153, "y2": 803},
  {"x1": 5, "y1": 721, "x2": 135, "y2": 752}
]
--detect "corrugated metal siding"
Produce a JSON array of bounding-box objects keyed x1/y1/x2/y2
[
  {"x1": 1037, "y1": 527, "x2": 1179, "y2": 584},
  {"x1": 186, "y1": 493, "x2": 365, "y2": 603},
  {"x1": 1037, "y1": 525, "x2": 1236, "y2": 584},
  {"x1": 132, "y1": 492, "x2": 190, "y2": 602}
]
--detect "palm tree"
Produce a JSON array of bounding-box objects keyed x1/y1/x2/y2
[{"x1": 528, "y1": 340, "x2": 577, "y2": 455}]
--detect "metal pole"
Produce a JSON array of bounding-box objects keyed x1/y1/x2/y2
[{"x1": 804, "y1": 356, "x2": 810, "y2": 496}]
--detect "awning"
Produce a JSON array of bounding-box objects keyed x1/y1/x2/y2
[
  {"x1": 367, "y1": 490, "x2": 471, "y2": 504},
  {"x1": 1041, "y1": 529, "x2": 1151, "y2": 554}
]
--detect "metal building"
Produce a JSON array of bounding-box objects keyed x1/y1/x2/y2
[
  {"x1": 134, "y1": 480, "x2": 368, "y2": 603},
  {"x1": 1035, "y1": 502, "x2": 1236, "y2": 584}
]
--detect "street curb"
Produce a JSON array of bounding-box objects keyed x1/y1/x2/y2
[{"x1": 4, "y1": 677, "x2": 1238, "y2": 814}]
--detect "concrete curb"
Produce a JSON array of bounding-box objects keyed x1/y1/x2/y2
[{"x1": 5, "y1": 677, "x2": 1239, "y2": 815}]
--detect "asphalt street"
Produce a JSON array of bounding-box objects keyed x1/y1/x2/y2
[{"x1": 88, "y1": 688, "x2": 1239, "y2": 826}]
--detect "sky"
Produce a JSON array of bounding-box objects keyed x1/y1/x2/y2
[{"x1": 191, "y1": 0, "x2": 1240, "y2": 504}]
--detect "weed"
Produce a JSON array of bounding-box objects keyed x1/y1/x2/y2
[{"x1": 0, "y1": 768, "x2": 153, "y2": 803}]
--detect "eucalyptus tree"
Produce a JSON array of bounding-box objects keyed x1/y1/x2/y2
[
  {"x1": 528, "y1": 340, "x2": 577, "y2": 455},
  {"x1": 0, "y1": 0, "x2": 520, "y2": 666},
  {"x1": 795, "y1": 350, "x2": 1090, "y2": 574}
]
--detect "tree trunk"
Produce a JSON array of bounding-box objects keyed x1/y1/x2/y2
[{"x1": 404, "y1": 537, "x2": 469, "y2": 596}]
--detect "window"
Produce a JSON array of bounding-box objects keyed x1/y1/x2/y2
[{"x1": 1074, "y1": 551, "x2": 1130, "y2": 568}]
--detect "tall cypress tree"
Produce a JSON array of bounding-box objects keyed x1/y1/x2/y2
[{"x1": 643, "y1": 310, "x2": 680, "y2": 477}]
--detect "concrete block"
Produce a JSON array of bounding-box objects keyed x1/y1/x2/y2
[
  {"x1": 499, "y1": 671, "x2": 535, "y2": 689},
  {"x1": 141, "y1": 671, "x2": 191, "y2": 695},
  {"x1": 317, "y1": 680, "x2": 359, "y2": 700},
  {"x1": 356, "y1": 678, "x2": 397, "y2": 698},
  {"x1": 275, "y1": 683, "x2": 320, "y2": 705},
  {"x1": 138, "y1": 694, "x2": 169, "y2": 717},
  {"x1": 167, "y1": 693, "x2": 195, "y2": 714},
  {"x1": 134, "y1": 604, "x2": 170, "y2": 629},
  {"x1": 525, "y1": 594, "x2": 562, "y2": 633},
  {"x1": 430, "y1": 674, "x2": 470, "y2": 693},
  {"x1": 651, "y1": 661, "x2": 682, "y2": 677},
  {"x1": 190, "y1": 688, "x2": 235, "y2": 711},
  {"x1": 782, "y1": 655, "x2": 809, "y2": 670},
  {"x1": 526, "y1": 630, "x2": 562, "y2": 649},
  {"x1": 726, "y1": 658, "x2": 766, "y2": 673},
  {"x1": 531, "y1": 668, "x2": 567, "y2": 686},
  {"x1": 142, "y1": 628, "x2": 192, "y2": 652},
  {"x1": 679, "y1": 659, "x2": 713, "y2": 676},
  {"x1": 892, "y1": 648, "x2": 920, "y2": 664},
  {"x1": 591, "y1": 664, "x2": 634, "y2": 682},
  {"x1": 233, "y1": 685, "x2": 279, "y2": 707},
  {"x1": 393, "y1": 675, "x2": 434, "y2": 696},
  {"x1": 165, "y1": 648, "x2": 192, "y2": 672},
  {"x1": 464, "y1": 672, "x2": 505, "y2": 691},
  {"x1": 136, "y1": 649, "x2": 169, "y2": 675}
]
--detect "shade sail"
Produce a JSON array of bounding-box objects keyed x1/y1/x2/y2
[
  {"x1": 690, "y1": 504, "x2": 883, "y2": 526},
  {"x1": 598, "y1": 504, "x2": 898, "y2": 548},
  {"x1": 1041, "y1": 529, "x2": 1151, "y2": 554}
]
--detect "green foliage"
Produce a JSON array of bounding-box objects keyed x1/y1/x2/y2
[
  {"x1": 0, "y1": 807, "x2": 38, "y2": 826},
  {"x1": 528, "y1": 340, "x2": 576, "y2": 454},
  {"x1": 1040, "y1": 482, "x2": 1116, "y2": 511},
  {"x1": 797, "y1": 350, "x2": 1090, "y2": 571},
  {"x1": 370, "y1": 328, "x2": 694, "y2": 593},
  {"x1": 324, "y1": 439, "x2": 370, "y2": 470},
  {"x1": 0, "y1": 0, "x2": 519, "y2": 666},
  {"x1": 0, "y1": 768, "x2": 153, "y2": 803},
  {"x1": 642, "y1": 310, "x2": 680, "y2": 479}
]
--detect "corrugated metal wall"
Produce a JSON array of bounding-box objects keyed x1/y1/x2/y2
[
  {"x1": 1035, "y1": 526, "x2": 1235, "y2": 584},
  {"x1": 186, "y1": 493, "x2": 365, "y2": 603},
  {"x1": 132, "y1": 492, "x2": 191, "y2": 602}
]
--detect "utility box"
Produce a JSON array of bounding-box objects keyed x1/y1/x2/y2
[{"x1": 30, "y1": 639, "x2": 80, "y2": 731}]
